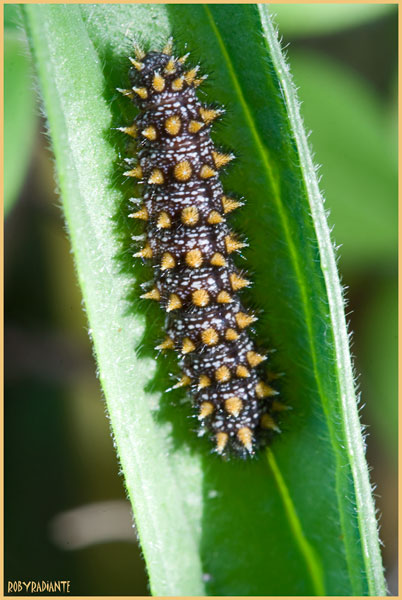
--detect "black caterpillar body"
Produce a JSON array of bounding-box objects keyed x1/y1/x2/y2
[{"x1": 119, "y1": 40, "x2": 284, "y2": 457}]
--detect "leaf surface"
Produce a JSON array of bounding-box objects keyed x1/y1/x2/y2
[{"x1": 23, "y1": 4, "x2": 385, "y2": 595}]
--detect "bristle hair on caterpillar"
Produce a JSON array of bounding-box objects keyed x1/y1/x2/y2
[{"x1": 119, "y1": 38, "x2": 287, "y2": 457}]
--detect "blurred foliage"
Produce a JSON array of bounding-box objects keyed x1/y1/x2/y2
[
  {"x1": 272, "y1": 3, "x2": 395, "y2": 37},
  {"x1": 5, "y1": 3, "x2": 397, "y2": 596},
  {"x1": 4, "y1": 23, "x2": 37, "y2": 216},
  {"x1": 289, "y1": 51, "x2": 397, "y2": 270}
]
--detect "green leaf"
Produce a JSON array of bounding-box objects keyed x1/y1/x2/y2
[
  {"x1": 22, "y1": 4, "x2": 385, "y2": 596},
  {"x1": 4, "y1": 4, "x2": 22, "y2": 29},
  {"x1": 4, "y1": 26, "x2": 37, "y2": 216},
  {"x1": 270, "y1": 3, "x2": 395, "y2": 37},
  {"x1": 289, "y1": 52, "x2": 397, "y2": 269}
]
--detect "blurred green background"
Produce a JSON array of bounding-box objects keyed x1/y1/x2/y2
[{"x1": 4, "y1": 4, "x2": 397, "y2": 595}]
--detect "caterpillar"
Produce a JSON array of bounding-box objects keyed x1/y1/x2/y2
[{"x1": 118, "y1": 39, "x2": 286, "y2": 457}]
